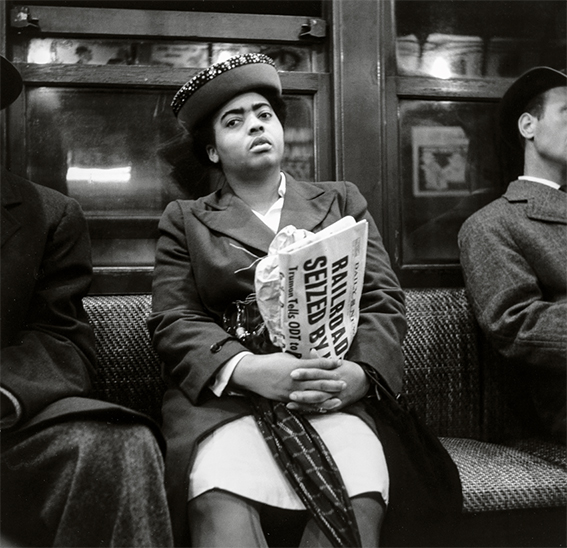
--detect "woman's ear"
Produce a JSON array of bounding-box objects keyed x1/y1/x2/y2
[
  {"x1": 206, "y1": 145, "x2": 219, "y2": 164},
  {"x1": 518, "y1": 112, "x2": 536, "y2": 141}
]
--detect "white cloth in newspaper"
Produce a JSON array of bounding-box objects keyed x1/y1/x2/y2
[{"x1": 255, "y1": 216, "x2": 368, "y2": 359}]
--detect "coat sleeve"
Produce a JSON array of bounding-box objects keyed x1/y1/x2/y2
[
  {"x1": 341, "y1": 182, "x2": 407, "y2": 394},
  {"x1": 1, "y1": 198, "x2": 95, "y2": 426},
  {"x1": 458, "y1": 211, "x2": 566, "y2": 372},
  {"x1": 147, "y1": 201, "x2": 251, "y2": 405}
]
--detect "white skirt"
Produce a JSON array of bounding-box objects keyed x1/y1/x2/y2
[{"x1": 188, "y1": 412, "x2": 389, "y2": 509}]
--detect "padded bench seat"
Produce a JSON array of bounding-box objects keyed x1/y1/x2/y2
[
  {"x1": 442, "y1": 437, "x2": 566, "y2": 513},
  {"x1": 84, "y1": 289, "x2": 566, "y2": 546}
]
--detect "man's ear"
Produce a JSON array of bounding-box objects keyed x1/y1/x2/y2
[
  {"x1": 518, "y1": 112, "x2": 536, "y2": 141},
  {"x1": 206, "y1": 145, "x2": 219, "y2": 164}
]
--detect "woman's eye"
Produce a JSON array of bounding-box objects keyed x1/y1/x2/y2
[
  {"x1": 259, "y1": 111, "x2": 272, "y2": 120},
  {"x1": 225, "y1": 118, "x2": 241, "y2": 128}
]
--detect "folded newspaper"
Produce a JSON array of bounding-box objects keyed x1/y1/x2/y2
[{"x1": 254, "y1": 216, "x2": 368, "y2": 359}]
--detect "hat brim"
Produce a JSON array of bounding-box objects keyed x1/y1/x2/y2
[
  {"x1": 499, "y1": 66, "x2": 566, "y2": 149},
  {"x1": 1, "y1": 56, "x2": 23, "y2": 110},
  {"x1": 176, "y1": 62, "x2": 281, "y2": 134}
]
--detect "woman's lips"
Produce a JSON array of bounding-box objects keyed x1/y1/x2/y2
[{"x1": 250, "y1": 137, "x2": 271, "y2": 150}]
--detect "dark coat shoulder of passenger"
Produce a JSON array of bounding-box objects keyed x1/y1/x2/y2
[
  {"x1": 1, "y1": 167, "x2": 163, "y2": 437},
  {"x1": 459, "y1": 179, "x2": 566, "y2": 441},
  {"x1": 458, "y1": 179, "x2": 566, "y2": 371},
  {"x1": 1, "y1": 167, "x2": 96, "y2": 424}
]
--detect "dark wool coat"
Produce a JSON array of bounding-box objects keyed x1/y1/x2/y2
[
  {"x1": 1, "y1": 167, "x2": 162, "y2": 435},
  {"x1": 147, "y1": 175, "x2": 407, "y2": 544},
  {"x1": 459, "y1": 179, "x2": 567, "y2": 440}
]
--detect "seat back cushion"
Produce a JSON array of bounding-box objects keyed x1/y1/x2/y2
[
  {"x1": 84, "y1": 294, "x2": 165, "y2": 423},
  {"x1": 403, "y1": 288, "x2": 481, "y2": 438}
]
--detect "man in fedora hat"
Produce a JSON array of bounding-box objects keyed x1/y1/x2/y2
[
  {"x1": 1, "y1": 56, "x2": 173, "y2": 546},
  {"x1": 458, "y1": 66, "x2": 566, "y2": 443}
]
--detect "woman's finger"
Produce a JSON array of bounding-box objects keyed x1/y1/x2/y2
[
  {"x1": 290, "y1": 368, "x2": 341, "y2": 381},
  {"x1": 288, "y1": 385, "x2": 344, "y2": 403},
  {"x1": 286, "y1": 397, "x2": 342, "y2": 413},
  {"x1": 294, "y1": 379, "x2": 346, "y2": 393}
]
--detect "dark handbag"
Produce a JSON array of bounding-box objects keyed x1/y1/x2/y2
[
  {"x1": 361, "y1": 366, "x2": 463, "y2": 547},
  {"x1": 222, "y1": 293, "x2": 280, "y2": 354}
]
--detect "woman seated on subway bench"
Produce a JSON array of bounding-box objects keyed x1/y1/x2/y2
[{"x1": 148, "y1": 53, "x2": 439, "y2": 548}]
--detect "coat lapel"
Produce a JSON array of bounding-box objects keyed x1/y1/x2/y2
[
  {"x1": 192, "y1": 185, "x2": 276, "y2": 254},
  {"x1": 505, "y1": 180, "x2": 567, "y2": 224},
  {"x1": 279, "y1": 174, "x2": 335, "y2": 232},
  {"x1": 1, "y1": 169, "x2": 23, "y2": 247},
  {"x1": 526, "y1": 191, "x2": 567, "y2": 224},
  {"x1": 192, "y1": 174, "x2": 338, "y2": 254}
]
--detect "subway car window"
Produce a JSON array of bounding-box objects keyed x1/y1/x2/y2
[
  {"x1": 25, "y1": 87, "x2": 181, "y2": 268},
  {"x1": 387, "y1": 0, "x2": 566, "y2": 286},
  {"x1": 399, "y1": 100, "x2": 501, "y2": 264}
]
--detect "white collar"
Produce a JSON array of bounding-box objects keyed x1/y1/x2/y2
[
  {"x1": 251, "y1": 172, "x2": 286, "y2": 233},
  {"x1": 518, "y1": 175, "x2": 561, "y2": 190},
  {"x1": 277, "y1": 172, "x2": 286, "y2": 197}
]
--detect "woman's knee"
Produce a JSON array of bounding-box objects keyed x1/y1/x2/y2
[
  {"x1": 299, "y1": 493, "x2": 386, "y2": 548},
  {"x1": 188, "y1": 490, "x2": 267, "y2": 547},
  {"x1": 351, "y1": 493, "x2": 386, "y2": 548}
]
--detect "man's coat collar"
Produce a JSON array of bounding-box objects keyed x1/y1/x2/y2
[{"x1": 504, "y1": 179, "x2": 567, "y2": 224}]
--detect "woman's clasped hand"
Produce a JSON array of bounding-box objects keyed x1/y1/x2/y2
[{"x1": 230, "y1": 350, "x2": 370, "y2": 413}]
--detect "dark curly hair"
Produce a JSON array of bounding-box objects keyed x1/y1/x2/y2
[{"x1": 191, "y1": 88, "x2": 287, "y2": 168}]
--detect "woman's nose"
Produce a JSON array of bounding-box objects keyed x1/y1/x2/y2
[{"x1": 248, "y1": 116, "x2": 264, "y2": 133}]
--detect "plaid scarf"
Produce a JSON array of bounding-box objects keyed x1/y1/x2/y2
[{"x1": 251, "y1": 397, "x2": 362, "y2": 548}]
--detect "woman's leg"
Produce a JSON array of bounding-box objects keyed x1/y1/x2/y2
[
  {"x1": 299, "y1": 493, "x2": 386, "y2": 548},
  {"x1": 188, "y1": 489, "x2": 268, "y2": 548},
  {"x1": 352, "y1": 493, "x2": 386, "y2": 547}
]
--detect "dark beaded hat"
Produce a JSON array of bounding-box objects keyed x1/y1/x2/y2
[{"x1": 172, "y1": 53, "x2": 282, "y2": 134}]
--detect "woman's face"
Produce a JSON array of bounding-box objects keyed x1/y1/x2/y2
[{"x1": 206, "y1": 91, "x2": 285, "y2": 176}]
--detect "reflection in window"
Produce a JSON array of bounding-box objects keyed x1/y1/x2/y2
[
  {"x1": 66, "y1": 166, "x2": 132, "y2": 185},
  {"x1": 396, "y1": 0, "x2": 566, "y2": 78},
  {"x1": 27, "y1": 87, "x2": 183, "y2": 216},
  {"x1": 18, "y1": 38, "x2": 315, "y2": 71},
  {"x1": 412, "y1": 126, "x2": 469, "y2": 196},
  {"x1": 399, "y1": 100, "x2": 502, "y2": 264},
  {"x1": 283, "y1": 96, "x2": 315, "y2": 181},
  {"x1": 212, "y1": 43, "x2": 312, "y2": 71}
]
